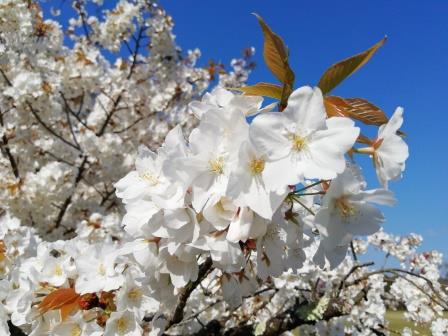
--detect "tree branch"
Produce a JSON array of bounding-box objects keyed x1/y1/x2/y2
[
  {"x1": 96, "y1": 26, "x2": 146, "y2": 136},
  {"x1": 165, "y1": 257, "x2": 213, "y2": 330},
  {"x1": 46, "y1": 156, "x2": 88, "y2": 233},
  {"x1": 0, "y1": 111, "x2": 20, "y2": 179}
]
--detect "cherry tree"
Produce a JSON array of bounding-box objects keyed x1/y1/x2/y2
[{"x1": 0, "y1": 1, "x2": 447, "y2": 335}]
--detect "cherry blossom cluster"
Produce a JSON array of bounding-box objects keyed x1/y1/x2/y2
[{"x1": 0, "y1": 0, "x2": 253, "y2": 239}]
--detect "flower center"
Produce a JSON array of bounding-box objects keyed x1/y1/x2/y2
[
  {"x1": 116, "y1": 316, "x2": 128, "y2": 334},
  {"x1": 71, "y1": 325, "x2": 82, "y2": 336},
  {"x1": 335, "y1": 197, "x2": 357, "y2": 218},
  {"x1": 140, "y1": 171, "x2": 159, "y2": 186},
  {"x1": 54, "y1": 265, "x2": 63, "y2": 276},
  {"x1": 98, "y1": 263, "x2": 106, "y2": 276},
  {"x1": 249, "y1": 158, "x2": 265, "y2": 175},
  {"x1": 290, "y1": 134, "x2": 307, "y2": 152},
  {"x1": 209, "y1": 156, "x2": 225, "y2": 175},
  {"x1": 127, "y1": 287, "x2": 142, "y2": 301}
]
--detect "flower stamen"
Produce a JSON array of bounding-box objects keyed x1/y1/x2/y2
[
  {"x1": 209, "y1": 156, "x2": 225, "y2": 175},
  {"x1": 249, "y1": 157, "x2": 265, "y2": 175}
]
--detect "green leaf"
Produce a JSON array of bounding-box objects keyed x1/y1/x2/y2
[
  {"x1": 233, "y1": 82, "x2": 283, "y2": 99},
  {"x1": 254, "y1": 14, "x2": 295, "y2": 86},
  {"x1": 318, "y1": 37, "x2": 387, "y2": 94}
]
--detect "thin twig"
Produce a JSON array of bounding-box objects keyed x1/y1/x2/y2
[
  {"x1": 27, "y1": 102, "x2": 81, "y2": 151},
  {"x1": 337, "y1": 261, "x2": 374, "y2": 296},
  {"x1": 96, "y1": 26, "x2": 146, "y2": 136}
]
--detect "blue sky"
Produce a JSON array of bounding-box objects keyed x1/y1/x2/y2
[{"x1": 42, "y1": 1, "x2": 448, "y2": 256}]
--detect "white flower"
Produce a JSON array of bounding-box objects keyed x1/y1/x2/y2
[
  {"x1": 189, "y1": 87, "x2": 272, "y2": 119},
  {"x1": 250, "y1": 86, "x2": 359, "y2": 188},
  {"x1": 75, "y1": 243, "x2": 124, "y2": 294},
  {"x1": 165, "y1": 104, "x2": 249, "y2": 212},
  {"x1": 115, "y1": 144, "x2": 184, "y2": 209},
  {"x1": 226, "y1": 207, "x2": 268, "y2": 243},
  {"x1": 431, "y1": 318, "x2": 448, "y2": 336},
  {"x1": 226, "y1": 140, "x2": 287, "y2": 219},
  {"x1": 257, "y1": 215, "x2": 287, "y2": 280},
  {"x1": 116, "y1": 272, "x2": 156, "y2": 320},
  {"x1": 0, "y1": 303, "x2": 9, "y2": 336},
  {"x1": 221, "y1": 273, "x2": 242, "y2": 309},
  {"x1": 51, "y1": 311, "x2": 102, "y2": 336},
  {"x1": 202, "y1": 196, "x2": 238, "y2": 231},
  {"x1": 314, "y1": 166, "x2": 395, "y2": 268},
  {"x1": 39, "y1": 254, "x2": 73, "y2": 287},
  {"x1": 372, "y1": 107, "x2": 409, "y2": 188},
  {"x1": 203, "y1": 233, "x2": 245, "y2": 272},
  {"x1": 159, "y1": 244, "x2": 199, "y2": 288},
  {"x1": 104, "y1": 310, "x2": 142, "y2": 336}
]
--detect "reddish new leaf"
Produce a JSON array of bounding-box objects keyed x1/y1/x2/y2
[
  {"x1": 234, "y1": 82, "x2": 283, "y2": 99},
  {"x1": 254, "y1": 14, "x2": 295, "y2": 86},
  {"x1": 344, "y1": 98, "x2": 388, "y2": 125},
  {"x1": 318, "y1": 37, "x2": 387, "y2": 94},
  {"x1": 324, "y1": 96, "x2": 388, "y2": 126},
  {"x1": 39, "y1": 288, "x2": 80, "y2": 318}
]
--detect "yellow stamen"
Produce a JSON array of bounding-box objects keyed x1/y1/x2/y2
[
  {"x1": 335, "y1": 197, "x2": 357, "y2": 218},
  {"x1": 98, "y1": 263, "x2": 106, "y2": 276},
  {"x1": 70, "y1": 325, "x2": 82, "y2": 336},
  {"x1": 127, "y1": 287, "x2": 141, "y2": 300},
  {"x1": 54, "y1": 265, "x2": 63, "y2": 276},
  {"x1": 140, "y1": 171, "x2": 159, "y2": 186},
  {"x1": 290, "y1": 134, "x2": 307, "y2": 152},
  {"x1": 249, "y1": 158, "x2": 265, "y2": 175},
  {"x1": 209, "y1": 157, "x2": 225, "y2": 175},
  {"x1": 116, "y1": 316, "x2": 128, "y2": 334}
]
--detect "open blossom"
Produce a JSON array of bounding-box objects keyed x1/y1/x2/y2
[
  {"x1": 166, "y1": 106, "x2": 248, "y2": 212},
  {"x1": 189, "y1": 86, "x2": 273, "y2": 119},
  {"x1": 314, "y1": 166, "x2": 395, "y2": 268},
  {"x1": 372, "y1": 107, "x2": 409, "y2": 188},
  {"x1": 51, "y1": 312, "x2": 102, "y2": 336},
  {"x1": 104, "y1": 310, "x2": 142, "y2": 336},
  {"x1": 226, "y1": 140, "x2": 288, "y2": 219},
  {"x1": 75, "y1": 243, "x2": 124, "y2": 294},
  {"x1": 250, "y1": 86, "x2": 360, "y2": 189}
]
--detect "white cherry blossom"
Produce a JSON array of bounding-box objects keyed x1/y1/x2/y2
[{"x1": 250, "y1": 86, "x2": 360, "y2": 188}]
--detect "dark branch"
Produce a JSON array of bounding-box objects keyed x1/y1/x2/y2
[
  {"x1": 1, "y1": 69, "x2": 81, "y2": 151},
  {"x1": 47, "y1": 156, "x2": 88, "y2": 233},
  {"x1": 0, "y1": 111, "x2": 20, "y2": 179},
  {"x1": 165, "y1": 257, "x2": 213, "y2": 330},
  {"x1": 27, "y1": 102, "x2": 81, "y2": 151},
  {"x1": 337, "y1": 261, "x2": 374, "y2": 296},
  {"x1": 95, "y1": 26, "x2": 146, "y2": 136}
]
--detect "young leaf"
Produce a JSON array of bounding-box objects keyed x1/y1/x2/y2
[
  {"x1": 323, "y1": 96, "x2": 351, "y2": 118},
  {"x1": 254, "y1": 14, "x2": 295, "y2": 86},
  {"x1": 324, "y1": 96, "x2": 388, "y2": 126},
  {"x1": 344, "y1": 98, "x2": 388, "y2": 125},
  {"x1": 39, "y1": 288, "x2": 80, "y2": 316},
  {"x1": 318, "y1": 37, "x2": 387, "y2": 94},
  {"x1": 234, "y1": 82, "x2": 283, "y2": 99},
  {"x1": 59, "y1": 300, "x2": 80, "y2": 321}
]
